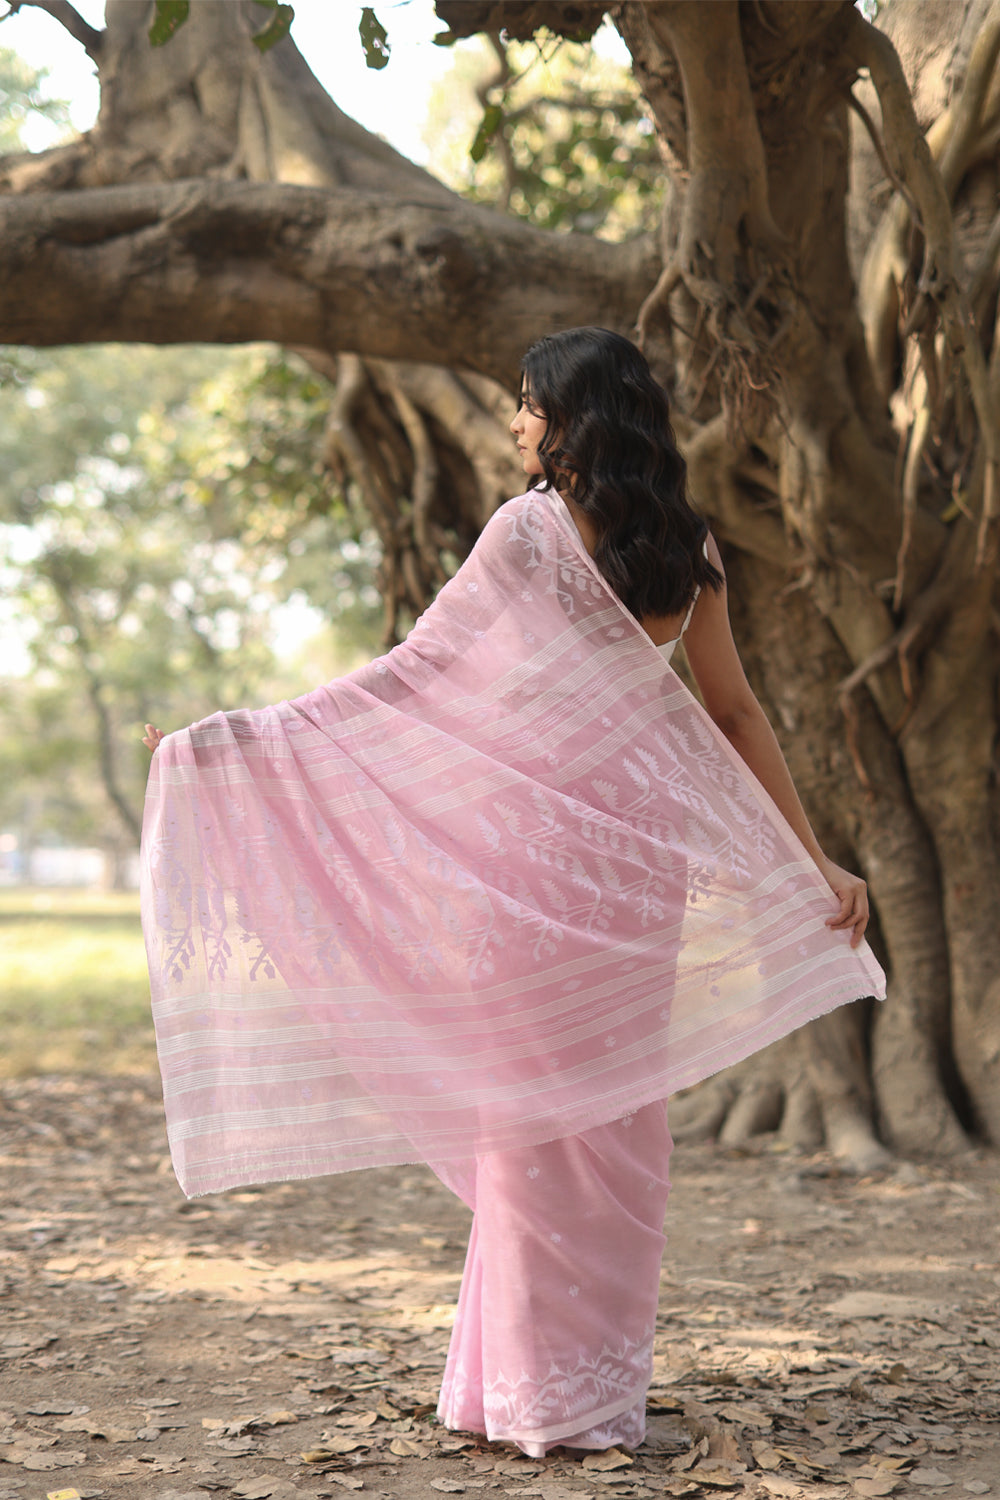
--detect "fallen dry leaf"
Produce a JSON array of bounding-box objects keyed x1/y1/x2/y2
[
  {"x1": 335, "y1": 1410, "x2": 379, "y2": 1429},
  {"x1": 715, "y1": 1402, "x2": 772, "y2": 1429},
  {"x1": 148, "y1": 1492, "x2": 206, "y2": 1500},
  {"x1": 389, "y1": 1436, "x2": 431, "y2": 1457},
  {"x1": 678, "y1": 1469, "x2": 742, "y2": 1490},
  {"x1": 909, "y1": 1471, "x2": 954, "y2": 1488},
  {"x1": 56, "y1": 1415, "x2": 135, "y2": 1441},
  {"x1": 326, "y1": 1477, "x2": 364, "y2": 1492},
  {"x1": 757, "y1": 1480, "x2": 803, "y2": 1499},
  {"x1": 823, "y1": 1292, "x2": 953, "y2": 1322},
  {"x1": 429, "y1": 1482, "x2": 467, "y2": 1494},
  {"x1": 301, "y1": 1440, "x2": 365, "y2": 1461},
  {"x1": 3, "y1": 1439, "x2": 59, "y2": 1459},
  {"x1": 750, "y1": 1443, "x2": 783, "y2": 1471},
  {"x1": 16, "y1": 1454, "x2": 87, "y2": 1473},
  {"x1": 145, "y1": 1456, "x2": 187, "y2": 1474},
  {"x1": 582, "y1": 1448, "x2": 634, "y2": 1472},
  {"x1": 854, "y1": 1480, "x2": 901, "y2": 1498}
]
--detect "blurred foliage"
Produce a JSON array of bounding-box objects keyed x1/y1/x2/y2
[
  {"x1": 0, "y1": 45, "x2": 72, "y2": 154},
  {"x1": 0, "y1": 55, "x2": 380, "y2": 864},
  {"x1": 359, "y1": 6, "x2": 391, "y2": 69},
  {"x1": 423, "y1": 27, "x2": 662, "y2": 241},
  {"x1": 0, "y1": 343, "x2": 382, "y2": 862},
  {"x1": 149, "y1": 0, "x2": 294, "y2": 53}
]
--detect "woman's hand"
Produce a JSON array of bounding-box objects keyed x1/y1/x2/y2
[
  {"x1": 816, "y1": 855, "x2": 869, "y2": 948},
  {"x1": 142, "y1": 723, "x2": 166, "y2": 753}
]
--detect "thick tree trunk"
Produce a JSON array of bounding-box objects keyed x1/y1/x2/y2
[{"x1": 615, "y1": 0, "x2": 999, "y2": 1158}]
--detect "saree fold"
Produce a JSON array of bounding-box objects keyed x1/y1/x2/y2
[
  {"x1": 435, "y1": 1101, "x2": 673, "y2": 1454},
  {"x1": 141, "y1": 489, "x2": 886, "y2": 1198}
]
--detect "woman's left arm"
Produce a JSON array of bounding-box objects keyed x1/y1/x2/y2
[{"x1": 682, "y1": 538, "x2": 869, "y2": 947}]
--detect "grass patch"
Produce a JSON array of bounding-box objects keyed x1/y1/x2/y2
[{"x1": 0, "y1": 887, "x2": 156, "y2": 1076}]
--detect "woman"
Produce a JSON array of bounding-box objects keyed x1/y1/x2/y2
[{"x1": 141, "y1": 327, "x2": 884, "y2": 1457}]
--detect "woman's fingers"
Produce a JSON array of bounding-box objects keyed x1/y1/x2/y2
[
  {"x1": 142, "y1": 723, "x2": 165, "y2": 752},
  {"x1": 817, "y1": 857, "x2": 869, "y2": 947},
  {"x1": 825, "y1": 882, "x2": 868, "y2": 947}
]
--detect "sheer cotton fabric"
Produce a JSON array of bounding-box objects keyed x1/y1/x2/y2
[
  {"x1": 141, "y1": 489, "x2": 886, "y2": 1197},
  {"x1": 434, "y1": 1101, "x2": 672, "y2": 1455}
]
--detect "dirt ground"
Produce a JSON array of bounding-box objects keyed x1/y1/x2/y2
[{"x1": 1, "y1": 1075, "x2": 998, "y2": 1500}]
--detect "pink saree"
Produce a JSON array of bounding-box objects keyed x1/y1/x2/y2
[{"x1": 141, "y1": 486, "x2": 885, "y2": 1451}]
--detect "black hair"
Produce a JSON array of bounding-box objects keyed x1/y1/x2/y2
[{"x1": 520, "y1": 326, "x2": 724, "y2": 620}]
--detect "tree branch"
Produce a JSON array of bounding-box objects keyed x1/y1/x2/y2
[
  {"x1": 0, "y1": 179, "x2": 659, "y2": 388},
  {"x1": 649, "y1": 0, "x2": 784, "y2": 282},
  {"x1": 5, "y1": 0, "x2": 103, "y2": 59}
]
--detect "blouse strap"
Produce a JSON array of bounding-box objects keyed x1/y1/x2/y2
[
  {"x1": 679, "y1": 536, "x2": 711, "y2": 637},
  {"x1": 680, "y1": 586, "x2": 700, "y2": 636}
]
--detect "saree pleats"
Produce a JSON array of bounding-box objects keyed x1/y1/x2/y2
[{"x1": 435, "y1": 1101, "x2": 672, "y2": 1454}]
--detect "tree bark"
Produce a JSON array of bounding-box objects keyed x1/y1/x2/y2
[{"x1": 0, "y1": 181, "x2": 656, "y2": 387}]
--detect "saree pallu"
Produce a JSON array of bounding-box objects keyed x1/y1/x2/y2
[{"x1": 141, "y1": 488, "x2": 886, "y2": 1198}]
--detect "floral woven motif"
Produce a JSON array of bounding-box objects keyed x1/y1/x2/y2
[{"x1": 141, "y1": 490, "x2": 885, "y2": 1196}]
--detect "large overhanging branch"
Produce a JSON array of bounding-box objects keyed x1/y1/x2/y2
[{"x1": 0, "y1": 179, "x2": 659, "y2": 387}]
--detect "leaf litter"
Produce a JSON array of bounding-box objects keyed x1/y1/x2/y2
[{"x1": 1, "y1": 1075, "x2": 999, "y2": 1498}]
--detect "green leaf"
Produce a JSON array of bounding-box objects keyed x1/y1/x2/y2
[
  {"x1": 469, "y1": 102, "x2": 503, "y2": 164},
  {"x1": 148, "y1": 0, "x2": 190, "y2": 47},
  {"x1": 432, "y1": 30, "x2": 458, "y2": 47},
  {"x1": 359, "y1": 7, "x2": 390, "y2": 70},
  {"x1": 250, "y1": 0, "x2": 295, "y2": 53}
]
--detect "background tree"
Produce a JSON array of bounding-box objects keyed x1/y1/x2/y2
[
  {"x1": 424, "y1": 28, "x2": 662, "y2": 237},
  {"x1": 0, "y1": 336, "x2": 383, "y2": 879},
  {"x1": 0, "y1": 0, "x2": 997, "y2": 1163}
]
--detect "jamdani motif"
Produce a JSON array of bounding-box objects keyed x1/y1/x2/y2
[{"x1": 141, "y1": 488, "x2": 885, "y2": 1198}]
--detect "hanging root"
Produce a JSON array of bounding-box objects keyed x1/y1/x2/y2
[{"x1": 848, "y1": 9, "x2": 1000, "y2": 575}]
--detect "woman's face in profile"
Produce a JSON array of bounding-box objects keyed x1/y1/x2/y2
[{"x1": 510, "y1": 388, "x2": 547, "y2": 478}]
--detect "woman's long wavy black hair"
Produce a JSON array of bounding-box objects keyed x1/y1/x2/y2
[{"x1": 521, "y1": 327, "x2": 724, "y2": 620}]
